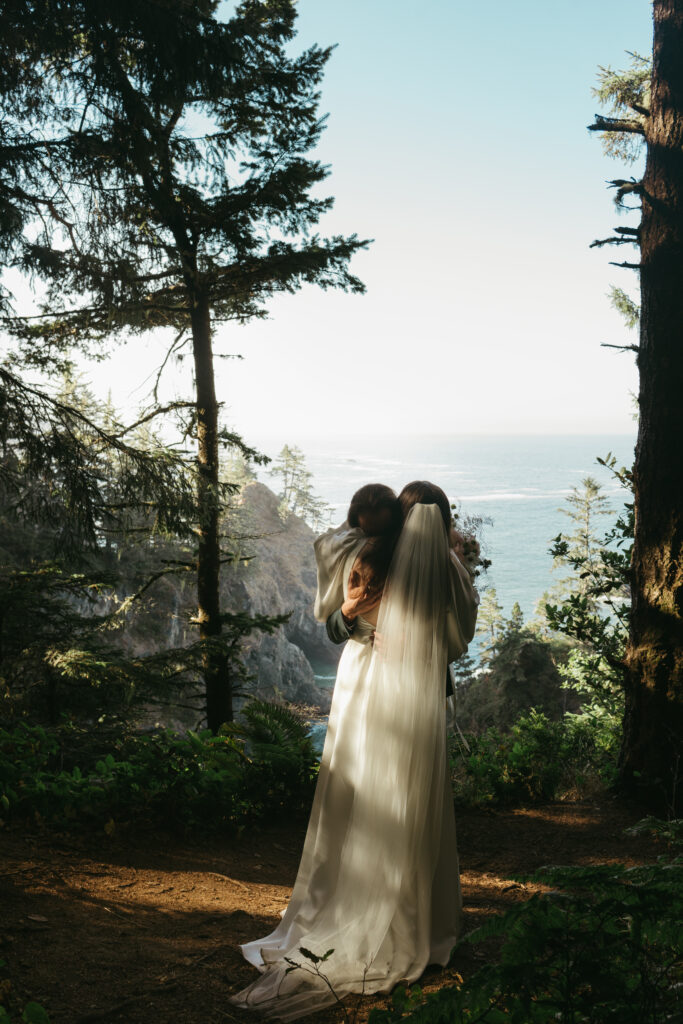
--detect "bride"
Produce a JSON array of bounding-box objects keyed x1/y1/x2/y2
[{"x1": 232, "y1": 481, "x2": 479, "y2": 1019}]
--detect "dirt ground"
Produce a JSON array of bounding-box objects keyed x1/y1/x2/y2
[{"x1": 0, "y1": 794, "x2": 664, "y2": 1024}]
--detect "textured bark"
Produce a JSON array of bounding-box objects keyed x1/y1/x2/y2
[
  {"x1": 620, "y1": 0, "x2": 683, "y2": 813},
  {"x1": 190, "y1": 289, "x2": 232, "y2": 731}
]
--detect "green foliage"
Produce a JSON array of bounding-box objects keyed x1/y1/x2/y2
[
  {"x1": 610, "y1": 285, "x2": 640, "y2": 329},
  {"x1": 0, "y1": 373, "x2": 283, "y2": 726},
  {"x1": 456, "y1": 624, "x2": 575, "y2": 734},
  {"x1": 450, "y1": 504, "x2": 492, "y2": 580},
  {"x1": 592, "y1": 51, "x2": 650, "y2": 163},
  {"x1": 226, "y1": 698, "x2": 313, "y2": 761},
  {"x1": 544, "y1": 456, "x2": 632, "y2": 716},
  {"x1": 270, "y1": 445, "x2": 332, "y2": 530},
  {"x1": 450, "y1": 708, "x2": 619, "y2": 808},
  {"x1": 0, "y1": 956, "x2": 50, "y2": 1023},
  {"x1": 0, "y1": 1004, "x2": 50, "y2": 1024},
  {"x1": 1, "y1": 1, "x2": 368, "y2": 353},
  {"x1": 552, "y1": 477, "x2": 613, "y2": 603},
  {"x1": 370, "y1": 825, "x2": 683, "y2": 1024},
  {"x1": 0, "y1": 366, "x2": 198, "y2": 554},
  {"x1": 506, "y1": 601, "x2": 524, "y2": 633},
  {"x1": 0, "y1": 701, "x2": 317, "y2": 833},
  {"x1": 474, "y1": 589, "x2": 505, "y2": 667},
  {"x1": 589, "y1": 52, "x2": 643, "y2": 345},
  {"x1": 1, "y1": 1, "x2": 366, "y2": 732},
  {"x1": 626, "y1": 815, "x2": 683, "y2": 847}
]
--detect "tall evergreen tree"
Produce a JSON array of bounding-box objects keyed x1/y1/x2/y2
[
  {"x1": 1, "y1": 1, "x2": 367, "y2": 730},
  {"x1": 506, "y1": 601, "x2": 524, "y2": 634},
  {"x1": 476, "y1": 588, "x2": 505, "y2": 666},
  {"x1": 551, "y1": 477, "x2": 612, "y2": 606},
  {"x1": 590, "y1": 7, "x2": 683, "y2": 811},
  {"x1": 270, "y1": 444, "x2": 331, "y2": 529},
  {"x1": 544, "y1": 460, "x2": 631, "y2": 718}
]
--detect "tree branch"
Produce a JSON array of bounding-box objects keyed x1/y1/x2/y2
[
  {"x1": 588, "y1": 115, "x2": 646, "y2": 135},
  {"x1": 590, "y1": 235, "x2": 639, "y2": 248},
  {"x1": 152, "y1": 328, "x2": 189, "y2": 404},
  {"x1": 108, "y1": 400, "x2": 195, "y2": 440},
  {"x1": 601, "y1": 342, "x2": 640, "y2": 353}
]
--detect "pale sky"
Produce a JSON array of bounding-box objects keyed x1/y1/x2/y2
[{"x1": 8, "y1": 0, "x2": 652, "y2": 441}]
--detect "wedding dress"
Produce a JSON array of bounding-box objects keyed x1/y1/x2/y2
[{"x1": 232, "y1": 504, "x2": 476, "y2": 1020}]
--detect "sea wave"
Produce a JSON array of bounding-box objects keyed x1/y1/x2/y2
[{"x1": 460, "y1": 492, "x2": 544, "y2": 502}]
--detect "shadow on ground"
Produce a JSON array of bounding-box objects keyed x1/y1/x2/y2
[{"x1": 0, "y1": 796, "x2": 663, "y2": 1024}]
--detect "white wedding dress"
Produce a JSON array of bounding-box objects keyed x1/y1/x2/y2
[{"x1": 232, "y1": 504, "x2": 478, "y2": 1020}]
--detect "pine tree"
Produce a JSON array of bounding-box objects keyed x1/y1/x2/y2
[
  {"x1": 551, "y1": 477, "x2": 612, "y2": 606},
  {"x1": 450, "y1": 649, "x2": 476, "y2": 690},
  {"x1": 270, "y1": 444, "x2": 332, "y2": 530},
  {"x1": 507, "y1": 601, "x2": 524, "y2": 634},
  {"x1": 0, "y1": 378, "x2": 191, "y2": 723},
  {"x1": 0, "y1": 1, "x2": 366, "y2": 730},
  {"x1": 476, "y1": 588, "x2": 505, "y2": 666},
  {"x1": 544, "y1": 467, "x2": 631, "y2": 719},
  {"x1": 589, "y1": 7, "x2": 683, "y2": 811}
]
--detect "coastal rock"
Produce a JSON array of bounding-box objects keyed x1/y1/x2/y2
[{"x1": 223, "y1": 481, "x2": 340, "y2": 710}]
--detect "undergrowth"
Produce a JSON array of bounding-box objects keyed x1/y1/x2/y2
[
  {"x1": 1, "y1": 703, "x2": 622, "y2": 837},
  {"x1": 450, "y1": 708, "x2": 620, "y2": 807},
  {"x1": 0, "y1": 699, "x2": 318, "y2": 834},
  {"x1": 368, "y1": 818, "x2": 683, "y2": 1023}
]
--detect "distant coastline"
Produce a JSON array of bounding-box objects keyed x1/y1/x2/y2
[{"x1": 254, "y1": 433, "x2": 637, "y2": 622}]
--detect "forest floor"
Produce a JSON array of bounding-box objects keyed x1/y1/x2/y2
[{"x1": 0, "y1": 792, "x2": 664, "y2": 1024}]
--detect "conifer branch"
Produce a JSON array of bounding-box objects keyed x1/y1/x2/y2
[
  {"x1": 609, "y1": 178, "x2": 644, "y2": 206},
  {"x1": 114, "y1": 563, "x2": 197, "y2": 617},
  {"x1": 590, "y1": 236, "x2": 639, "y2": 248},
  {"x1": 108, "y1": 401, "x2": 195, "y2": 440},
  {"x1": 588, "y1": 115, "x2": 646, "y2": 135},
  {"x1": 152, "y1": 329, "x2": 189, "y2": 404}
]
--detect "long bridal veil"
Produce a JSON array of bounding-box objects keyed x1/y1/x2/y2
[{"x1": 232, "y1": 503, "x2": 456, "y2": 1019}]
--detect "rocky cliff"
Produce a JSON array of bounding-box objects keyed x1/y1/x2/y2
[{"x1": 223, "y1": 482, "x2": 340, "y2": 711}]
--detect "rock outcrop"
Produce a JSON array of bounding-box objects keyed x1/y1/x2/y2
[{"x1": 222, "y1": 482, "x2": 340, "y2": 710}]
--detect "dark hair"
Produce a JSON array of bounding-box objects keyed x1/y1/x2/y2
[
  {"x1": 349, "y1": 535, "x2": 397, "y2": 603},
  {"x1": 398, "y1": 480, "x2": 451, "y2": 529},
  {"x1": 347, "y1": 483, "x2": 402, "y2": 535},
  {"x1": 347, "y1": 484, "x2": 402, "y2": 599}
]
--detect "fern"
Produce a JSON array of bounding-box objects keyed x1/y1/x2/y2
[
  {"x1": 224, "y1": 698, "x2": 314, "y2": 762},
  {"x1": 370, "y1": 821, "x2": 683, "y2": 1024}
]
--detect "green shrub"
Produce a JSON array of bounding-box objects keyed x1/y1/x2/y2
[
  {"x1": 0, "y1": 700, "x2": 318, "y2": 833},
  {"x1": 0, "y1": 1004, "x2": 49, "y2": 1024},
  {"x1": 450, "y1": 708, "x2": 620, "y2": 807},
  {"x1": 0, "y1": 958, "x2": 50, "y2": 1023},
  {"x1": 369, "y1": 822, "x2": 683, "y2": 1023}
]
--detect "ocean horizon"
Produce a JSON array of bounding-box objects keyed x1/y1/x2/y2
[{"x1": 253, "y1": 432, "x2": 636, "y2": 623}]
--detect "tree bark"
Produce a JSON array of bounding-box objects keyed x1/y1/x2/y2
[
  {"x1": 620, "y1": 0, "x2": 683, "y2": 814},
  {"x1": 190, "y1": 289, "x2": 232, "y2": 731}
]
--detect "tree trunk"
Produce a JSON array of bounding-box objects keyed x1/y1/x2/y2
[
  {"x1": 620, "y1": 0, "x2": 683, "y2": 814},
  {"x1": 190, "y1": 289, "x2": 232, "y2": 731}
]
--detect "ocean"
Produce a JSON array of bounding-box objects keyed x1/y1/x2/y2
[{"x1": 255, "y1": 433, "x2": 636, "y2": 623}]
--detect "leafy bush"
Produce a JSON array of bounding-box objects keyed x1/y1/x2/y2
[
  {"x1": 450, "y1": 708, "x2": 620, "y2": 807},
  {"x1": 0, "y1": 1003, "x2": 49, "y2": 1024},
  {"x1": 369, "y1": 822, "x2": 683, "y2": 1023},
  {"x1": 0, "y1": 700, "x2": 318, "y2": 833},
  {"x1": 0, "y1": 958, "x2": 50, "y2": 1023},
  {"x1": 455, "y1": 628, "x2": 578, "y2": 735}
]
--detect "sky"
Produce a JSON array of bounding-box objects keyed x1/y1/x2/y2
[{"x1": 13, "y1": 0, "x2": 654, "y2": 443}]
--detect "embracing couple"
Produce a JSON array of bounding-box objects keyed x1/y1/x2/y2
[{"x1": 232, "y1": 480, "x2": 480, "y2": 1020}]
